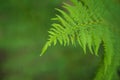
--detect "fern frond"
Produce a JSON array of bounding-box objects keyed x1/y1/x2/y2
[
  {"x1": 41, "y1": 0, "x2": 118, "y2": 80},
  {"x1": 41, "y1": 0, "x2": 104, "y2": 56}
]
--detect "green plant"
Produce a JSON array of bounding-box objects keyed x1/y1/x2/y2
[{"x1": 41, "y1": 0, "x2": 120, "y2": 80}]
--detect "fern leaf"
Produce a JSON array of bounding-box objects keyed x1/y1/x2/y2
[
  {"x1": 55, "y1": 8, "x2": 75, "y2": 25},
  {"x1": 87, "y1": 34, "x2": 93, "y2": 54},
  {"x1": 40, "y1": 1, "x2": 118, "y2": 80},
  {"x1": 79, "y1": 30, "x2": 87, "y2": 53},
  {"x1": 41, "y1": 0, "x2": 104, "y2": 56}
]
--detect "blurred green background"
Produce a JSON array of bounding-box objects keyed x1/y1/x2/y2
[{"x1": 0, "y1": 0, "x2": 105, "y2": 80}]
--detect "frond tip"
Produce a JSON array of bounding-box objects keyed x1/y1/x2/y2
[{"x1": 40, "y1": 41, "x2": 51, "y2": 56}]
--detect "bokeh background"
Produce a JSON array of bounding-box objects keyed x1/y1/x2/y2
[{"x1": 0, "y1": 0, "x2": 118, "y2": 80}]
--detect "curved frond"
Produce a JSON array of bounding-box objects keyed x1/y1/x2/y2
[
  {"x1": 41, "y1": 0, "x2": 104, "y2": 56},
  {"x1": 40, "y1": 0, "x2": 117, "y2": 80}
]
